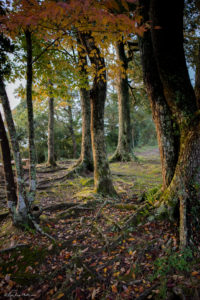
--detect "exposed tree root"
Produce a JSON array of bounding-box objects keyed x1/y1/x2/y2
[
  {"x1": 29, "y1": 215, "x2": 56, "y2": 242},
  {"x1": 42, "y1": 202, "x2": 78, "y2": 212},
  {"x1": 109, "y1": 151, "x2": 138, "y2": 163},
  {"x1": 63, "y1": 160, "x2": 93, "y2": 179}
]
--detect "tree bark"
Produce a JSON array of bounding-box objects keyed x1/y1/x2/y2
[
  {"x1": 77, "y1": 41, "x2": 93, "y2": 171},
  {"x1": 110, "y1": 41, "x2": 133, "y2": 162},
  {"x1": 195, "y1": 43, "x2": 200, "y2": 107},
  {"x1": 25, "y1": 29, "x2": 37, "y2": 204},
  {"x1": 149, "y1": 0, "x2": 199, "y2": 247},
  {"x1": 0, "y1": 76, "x2": 29, "y2": 223},
  {"x1": 0, "y1": 111, "x2": 17, "y2": 212},
  {"x1": 139, "y1": 0, "x2": 179, "y2": 189},
  {"x1": 79, "y1": 86, "x2": 93, "y2": 170},
  {"x1": 67, "y1": 105, "x2": 77, "y2": 159},
  {"x1": 79, "y1": 33, "x2": 116, "y2": 195},
  {"x1": 47, "y1": 94, "x2": 56, "y2": 167}
]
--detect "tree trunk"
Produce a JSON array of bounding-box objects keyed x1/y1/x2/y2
[
  {"x1": 79, "y1": 33, "x2": 116, "y2": 195},
  {"x1": 139, "y1": 0, "x2": 179, "y2": 189},
  {"x1": 110, "y1": 41, "x2": 133, "y2": 162},
  {"x1": 149, "y1": 0, "x2": 199, "y2": 247},
  {"x1": 195, "y1": 43, "x2": 200, "y2": 107},
  {"x1": 25, "y1": 29, "x2": 37, "y2": 204},
  {"x1": 0, "y1": 76, "x2": 29, "y2": 223},
  {"x1": 47, "y1": 95, "x2": 56, "y2": 167},
  {"x1": 67, "y1": 105, "x2": 77, "y2": 159},
  {"x1": 79, "y1": 86, "x2": 93, "y2": 171},
  {"x1": 77, "y1": 41, "x2": 93, "y2": 171},
  {"x1": 0, "y1": 111, "x2": 17, "y2": 213}
]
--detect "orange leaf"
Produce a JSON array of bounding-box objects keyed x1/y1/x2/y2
[
  {"x1": 111, "y1": 284, "x2": 118, "y2": 293},
  {"x1": 191, "y1": 271, "x2": 199, "y2": 276}
]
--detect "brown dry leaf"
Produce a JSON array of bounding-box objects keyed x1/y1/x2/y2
[{"x1": 191, "y1": 271, "x2": 199, "y2": 276}]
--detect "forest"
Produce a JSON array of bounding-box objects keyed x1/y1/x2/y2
[{"x1": 0, "y1": 0, "x2": 200, "y2": 299}]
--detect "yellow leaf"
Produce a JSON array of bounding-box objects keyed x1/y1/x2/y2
[
  {"x1": 56, "y1": 293, "x2": 64, "y2": 299},
  {"x1": 104, "y1": 267, "x2": 107, "y2": 273}
]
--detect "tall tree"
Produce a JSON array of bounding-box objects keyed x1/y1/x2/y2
[
  {"x1": 110, "y1": 41, "x2": 133, "y2": 162},
  {"x1": 139, "y1": 0, "x2": 179, "y2": 189},
  {"x1": 80, "y1": 32, "x2": 116, "y2": 195},
  {"x1": 75, "y1": 42, "x2": 93, "y2": 172},
  {"x1": 140, "y1": 0, "x2": 200, "y2": 247},
  {"x1": 25, "y1": 29, "x2": 37, "y2": 204}
]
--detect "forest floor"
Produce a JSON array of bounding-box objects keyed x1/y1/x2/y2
[{"x1": 0, "y1": 146, "x2": 200, "y2": 300}]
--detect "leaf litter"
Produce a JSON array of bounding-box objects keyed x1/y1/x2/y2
[{"x1": 0, "y1": 148, "x2": 200, "y2": 299}]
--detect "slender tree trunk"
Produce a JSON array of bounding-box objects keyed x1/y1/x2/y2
[
  {"x1": 0, "y1": 76, "x2": 29, "y2": 223},
  {"x1": 79, "y1": 86, "x2": 93, "y2": 170},
  {"x1": 47, "y1": 95, "x2": 56, "y2": 167},
  {"x1": 195, "y1": 43, "x2": 200, "y2": 107},
  {"x1": 0, "y1": 112, "x2": 17, "y2": 213},
  {"x1": 150, "y1": 0, "x2": 199, "y2": 247},
  {"x1": 139, "y1": 0, "x2": 179, "y2": 189},
  {"x1": 76, "y1": 40, "x2": 93, "y2": 171},
  {"x1": 110, "y1": 41, "x2": 133, "y2": 162},
  {"x1": 80, "y1": 33, "x2": 116, "y2": 195},
  {"x1": 25, "y1": 29, "x2": 37, "y2": 204},
  {"x1": 67, "y1": 105, "x2": 77, "y2": 159}
]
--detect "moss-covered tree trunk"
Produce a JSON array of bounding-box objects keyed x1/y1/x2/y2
[
  {"x1": 139, "y1": 0, "x2": 179, "y2": 189},
  {"x1": 0, "y1": 76, "x2": 29, "y2": 224},
  {"x1": 0, "y1": 111, "x2": 17, "y2": 213},
  {"x1": 149, "y1": 0, "x2": 199, "y2": 247},
  {"x1": 47, "y1": 94, "x2": 56, "y2": 167},
  {"x1": 80, "y1": 33, "x2": 116, "y2": 195},
  {"x1": 25, "y1": 29, "x2": 37, "y2": 204},
  {"x1": 110, "y1": 41, "x2": 133, "y2": 162}
]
